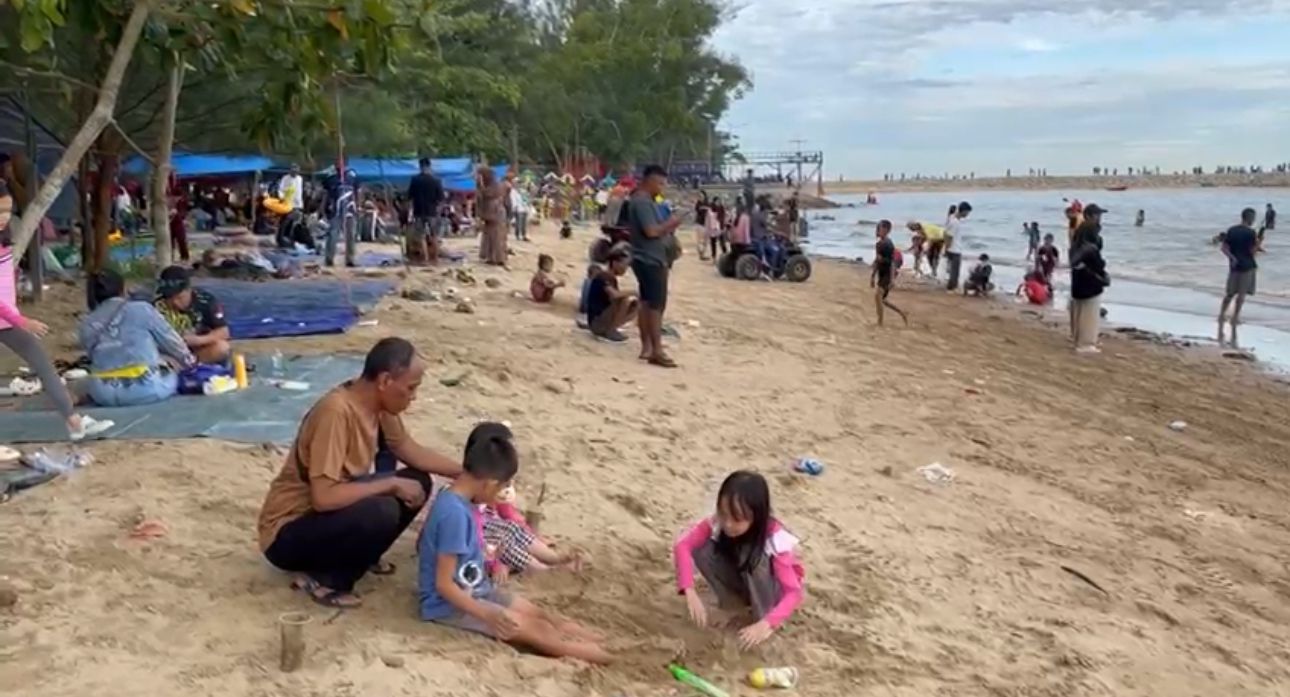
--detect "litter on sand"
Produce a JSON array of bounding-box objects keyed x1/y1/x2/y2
[
  {"x1": 917, "y1": 462, "x2": 956, "y2": 483},
  {"x1": 792, "y1": 457, "x2": 825, "y2": 476},
  {"x1": 1168, "y1": 420, "x2": 1188, "y2": 432}
]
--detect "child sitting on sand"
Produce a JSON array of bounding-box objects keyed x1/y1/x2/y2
[
  {"x1": 1016, "y1": 270, "x2": 1051, "y2": 305},
  {"x1": 418, "y1": 422, "x2": 611, "y2": 663},
  {"x1": 466, "y1": 423, "x2": 584, "y2": 583},
  {"x1": 673, "y1": 470, "x2": 805, "y2": 650},
  {"x1": 530, "y1": 254, "x2": 565, "y2": 303},
  {"x1": 963, "y1": 253, "x2": 994, "y2": 296}
]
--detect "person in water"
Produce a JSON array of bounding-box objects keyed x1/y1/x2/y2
[
  {"x1": 1135, "y1": 210, "x2": 1146, "y2": 227},
  {"x1": 1218, "y1": 207, "x2": 1260, "y2": 348}
]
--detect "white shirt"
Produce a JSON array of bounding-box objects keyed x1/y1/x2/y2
[
  {"x1": 278, "y1": 174, "x2": 303, "y2": 210},
  {"x1": 945, "y1": 215, "x2": 965, "y2": 252}
]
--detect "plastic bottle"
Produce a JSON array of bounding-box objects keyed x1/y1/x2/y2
[
  {"x1": 232, "y1": 354, "x2": 249, "y2": 389},
  {"x1": 667, "y1": 664, "x2": 729, "y2": 697},
  {"x1": 748, "y1": 667, "x2": 799, "y2": 689}
]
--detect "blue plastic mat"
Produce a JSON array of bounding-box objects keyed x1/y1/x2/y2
[
  {"x1": 134, "y1": 277, "x2": 395, "y2": 339},
  {"x1": 0, "y1": 354, "x2": 362, "y2": 445}
]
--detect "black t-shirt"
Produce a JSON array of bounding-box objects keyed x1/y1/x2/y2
[
  {"x1": 874, "y1": 237, "x2": 895, "y2": 278},
  {"x1": 408, "y1": 173, "x2": 443, "y2": 219},
  {"x1": 1036, "y1": 244, "x2": 1059, "y2": 273},
  {"x1": 586, "y1": 271, "x2": 617, "y2": 320},
  {"x1": 1070, "y1": 243, "x2": 1108, "y2": 300},
  {"x1": 155, "y1": 288, "x2": 227, "y2": 335},
  {"x1": 1266, "y1": 208, "x2": 1277, "y2": 228},
  {"x1": 1224, "y1": 224, "x2": 1258, "y2": 272}
]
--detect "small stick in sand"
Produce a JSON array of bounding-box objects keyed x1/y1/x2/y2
[{"x1": 1060, "y1": 565, "x2": 1109, "y2": 595}]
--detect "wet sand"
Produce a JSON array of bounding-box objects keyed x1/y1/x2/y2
[{"x1": 2, "y1": 225, "x2": 1290, "y2": 696}]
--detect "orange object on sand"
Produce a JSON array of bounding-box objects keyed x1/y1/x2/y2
[{"x1": 130, "y1": 519, "x2": 169, "y2": 540}]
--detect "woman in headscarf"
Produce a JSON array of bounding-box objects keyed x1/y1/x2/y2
[{"x1": 477, "y1": 166, "x2": 508, "y2": 266}]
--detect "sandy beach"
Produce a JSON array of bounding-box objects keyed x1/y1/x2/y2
[{"x1": 3, "y1": 224, "x2": 1290, "y2": 696}]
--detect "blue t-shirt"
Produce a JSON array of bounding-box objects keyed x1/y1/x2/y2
[{"x1": 417, "y1": 490, "x2": 491, "y2": 620}]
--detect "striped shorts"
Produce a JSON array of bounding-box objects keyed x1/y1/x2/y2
[{"x1": 483, "y1": 518, "x2": 536, "y2": 572}]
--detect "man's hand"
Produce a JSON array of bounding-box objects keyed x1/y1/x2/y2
[
  {"x1": 488, "y1": 606, "x2": 521, "y2": 640},
  {"x1": 25, "y1": 319, "x2": 50, "y2": 337},
  {"x1": 390, "y1": 478, "x2": 427, "y2": 508},
  {"x1": 738, "y1": 619, "x2": 774, "y2": 649},
  {"x1": 684, "y1": 588, "x2": 708, "y2": 628}
]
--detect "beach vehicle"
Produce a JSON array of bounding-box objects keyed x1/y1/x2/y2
[{"x1": 717, "y1": 242, "x2": 812, "y2": 282}]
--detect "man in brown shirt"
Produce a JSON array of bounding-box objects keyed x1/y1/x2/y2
[{"x1": 257, "y1": 337, "x2": 461, "y2": 608}]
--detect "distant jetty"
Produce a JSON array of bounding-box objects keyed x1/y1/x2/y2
[{"x1": 825, "y1": 172, "x2": 1290, "y2": 194}]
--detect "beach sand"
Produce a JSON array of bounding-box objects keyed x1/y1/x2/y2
[{"x1": 2, "y1": 226, "x2": 1290, "y2": 696}]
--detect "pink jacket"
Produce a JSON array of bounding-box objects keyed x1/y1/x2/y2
[
  {"x1": 0, "y1": 245, "x2": 26, "y2": 330},
  {"x1": 673, "y1": 517, "x2": 805, "y2": 628},
  {"x1": 729, "y1": 213, "x2": 751, "y2": 245}
]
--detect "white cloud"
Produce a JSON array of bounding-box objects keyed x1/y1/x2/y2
[{"x1": 712, "y1": 0, "x2": 1290, "y2": 175}]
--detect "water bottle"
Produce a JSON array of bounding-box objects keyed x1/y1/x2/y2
[
  {"x1": 748, "y1": 666, "x2": 799, "y2": 689},
  {"x1": 271, "y1": 350, "x2": 286, "y2": 378}
]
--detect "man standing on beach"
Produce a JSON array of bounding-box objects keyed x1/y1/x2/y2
[
  {"x1": 1218, "y1": 207, "x2": 1260, "y2": 347},
  {"x1": 628, "y1": 165, "x2": 684, "y2": 368},
  {"x1": 944, "y1": 201, "x2": 972, "y2": 291},
  {"x1": 408, "y1": 157, "x2": 444, "y2": 264}
]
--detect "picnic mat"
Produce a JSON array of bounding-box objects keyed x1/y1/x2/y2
[
  {"x1": 0, "y1": 353, "x2": 362, "y2": 445},
  {"x1": 133, "y1": 277, "x2": 396, "y2": 339}
]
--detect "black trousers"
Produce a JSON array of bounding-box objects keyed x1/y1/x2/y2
[
  {"x1": 945, "y1": 252, "x2": 963, "y2": 291},
  {"x1": 264, "y1": 468, "x2": 432, "y2": 592}
]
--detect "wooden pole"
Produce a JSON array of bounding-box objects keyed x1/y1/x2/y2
[
  {"x1": 21, "y1": 85, "x2": 43, "y2": 302},
  {"x1": 151, "y1": 54, "x2": 183, "y2": 267}
]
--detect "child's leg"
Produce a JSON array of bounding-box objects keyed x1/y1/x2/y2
[
  {"x1": 742, "y1": 555, "x2": 784, "y2": 622},
  {"x1": 508, "y1": 597, "x2": 612, "y2": 663},
  {"x1": 692, "y1": 539, "x2": 752, "y2": 610},
  {"x1": 510, "y1": 596, "x2": 605, "y2": 642}
]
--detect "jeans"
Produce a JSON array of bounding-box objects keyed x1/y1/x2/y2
[
  {"x1": 945, "y1": 252, "x2": 963, "y2": 291},
  {"x1": 325, "y1": 214, "x2": 356, "y2": 267},
  {"x1": 264, "y1": 468, "x2": 432, "y2": 592},
  {"x1": 754, "y1": 237, "x2": 784, "y2": 273},
  {"x1": 86, "y1": 371, "x2": 178, "y2": 407},
  {"x1": 513, "y1": 212, "x2": 528, "y2": 240}
]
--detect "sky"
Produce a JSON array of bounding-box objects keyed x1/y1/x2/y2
[{"x1": 711, "y1": 0, "x2": 1290, "y2": 178}]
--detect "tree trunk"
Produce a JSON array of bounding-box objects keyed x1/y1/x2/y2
[
  {"x1": 91, "y1": 145, "x2": 121, "y2": 273},
  {"x1": 9, "y1": 0, "x2": 152, "y2": 260},
  {"x1": 151, "y1": 55, "x2": 183, "y2": 268}
]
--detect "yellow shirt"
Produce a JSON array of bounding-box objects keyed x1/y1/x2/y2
[{"x1": 920, "y1": 222, "x2": 945, "y2": 242}]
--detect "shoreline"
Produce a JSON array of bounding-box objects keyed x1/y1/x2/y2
[
  {"x1": 823, "y1": 173, "x2": 1290, "y2": 195},
  {"x1": 4, "y1": 224, "x2": 1290, "y2": 696}
]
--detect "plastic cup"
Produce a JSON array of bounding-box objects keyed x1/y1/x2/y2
[{"x1": 278, "y1": 611, "x2": 311, "y2": 672}]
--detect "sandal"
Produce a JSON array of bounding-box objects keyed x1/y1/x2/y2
[
  {"x1": 292, "y1": 577, "x2": 362, "y2": 608},
  {"x1": 369, "y1": 560, "x2": 397, "y2": 576},
  {"x1": 647, "y1": 355, "x2": 678, "y2": 369}
]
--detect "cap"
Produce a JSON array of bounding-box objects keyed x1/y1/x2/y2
[
  {"x1": 156, "y1": 265, "x2": 192, "y2": 299},
  {"x1": 1083, "y1": 204, "x2": 1108, "y2": 216}
]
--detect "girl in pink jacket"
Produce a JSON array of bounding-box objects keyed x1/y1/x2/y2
[{"x1": 673, "y1": 470, "x2": 805, "y2": 649}]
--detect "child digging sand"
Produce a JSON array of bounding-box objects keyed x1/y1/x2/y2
[
  {"x1": 466, "y1": 422, "x2": 584, "y2": 583},
  {"x1": 418, "y1": 422, "x2": 611, "y2": 663},
  {"x1": 530, "y1": 254, "x2": 565, "y2": 303},
  {"x1": 673, "y1": 470, "x2": 805, "y2": 649}
]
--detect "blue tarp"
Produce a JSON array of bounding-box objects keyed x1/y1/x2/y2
[
  {"x1": 0, "y1": 353, "x2": 364, "y2": 444},
  {"x1": 335, "y1": 158, "x2": 509, "y2": 191},
  {"x1": 122, "y1": 152, "x2": 276, "y2": 179},
  {"x1": 132, "y1": 277, "x2": 396, "y2": 340}
]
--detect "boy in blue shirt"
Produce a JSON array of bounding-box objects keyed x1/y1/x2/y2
[{"x1": 418, "y1": 423, "x2": 612, "y2": 663}]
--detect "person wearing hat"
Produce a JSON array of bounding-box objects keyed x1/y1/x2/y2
[
  {"x1": 1069, "y1": 204, "x2": 1109, "y2": 353},
  {"x1": 154, "y1": 265, "x2": 232, "y2": 364},
  {"x1": 585, "y1": 243, "x2": 639, "y2": 342}
]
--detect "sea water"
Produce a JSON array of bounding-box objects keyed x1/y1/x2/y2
[{"x1": 804, "y1": 188, "x2": 1290, "y2": 370}]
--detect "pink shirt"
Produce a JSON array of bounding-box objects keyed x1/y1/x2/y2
[
  {"x1": 673, "y1": 517, "x2": 805, "y2": 628},
  {"x1": 0, "y1": 245, "x2": 25, "y2": 330},
  {"x1": 729, "y1": 213, "x2": 751, "y2": 245},
  {"x1": 476, "y1": 502, "x2": 533, "y2": 572}
]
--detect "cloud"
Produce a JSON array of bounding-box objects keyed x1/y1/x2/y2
[{"x1": 712, "y1": 0, "x2": 1290, "y2": 175}]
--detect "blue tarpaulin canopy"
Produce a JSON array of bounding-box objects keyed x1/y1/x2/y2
[
  {"x1": 331, "y1": 157, "x2": 474, "y2": 185},
  {"x1": 122, "y1": 152, "x2": 276, "y2": 179}
]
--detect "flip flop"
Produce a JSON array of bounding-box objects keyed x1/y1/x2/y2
[
  {"x1": 292, "y1": 577, "x2": 362, "y2": 608},
  {"x1": 369, "y1": 560, "x2": 397, "y2": 576},
  {"x1": 648, "y1": 355, "x2": 678, "y2": 369}
]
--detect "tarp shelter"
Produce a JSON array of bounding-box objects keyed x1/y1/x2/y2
[
  {"x1": 121, "y1": 152, "x2": 276, "y2": 180},
  {"x1": 0, "y1": 97, "x2": 79, "y2": 227},
  {"x1": 329, "y1": 157, "x2": 473, "y2": 186}
]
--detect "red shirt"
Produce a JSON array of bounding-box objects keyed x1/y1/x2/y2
[{"x1": 1024, "y1": 278, "x2": 1050, "y2": 305}]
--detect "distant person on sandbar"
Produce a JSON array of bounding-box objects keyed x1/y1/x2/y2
[
  {"x1": 870, "y1": 220, "x2": 908, "y2": 326},
  {"x1": 256, "y1": 337, "x2": 462, "y2": 609},
  {"x1": 1218, "y1": 207, "x2": 1260, "y2": 347}
]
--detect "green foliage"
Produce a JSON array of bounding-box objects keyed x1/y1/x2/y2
[{"x1": 0, "y1": 0, "x2": 748, "y2": 171}]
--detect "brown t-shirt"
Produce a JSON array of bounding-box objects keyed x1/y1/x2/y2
[{"x1": 255, "y1": 383, "x2": 408, "y2": 551}]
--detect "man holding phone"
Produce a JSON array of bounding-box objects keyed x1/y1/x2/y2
[{"x1": 628, "y1": 165, "x2": 684, "y2": 368}]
